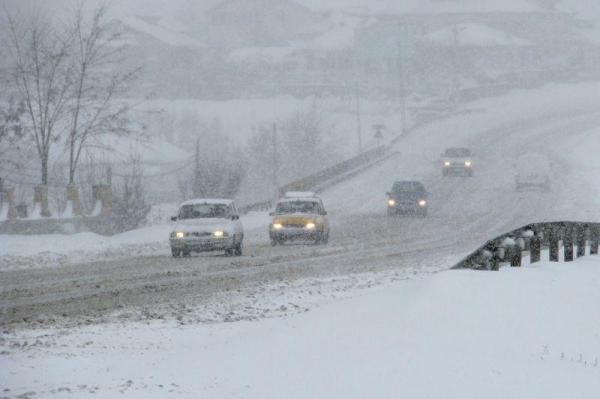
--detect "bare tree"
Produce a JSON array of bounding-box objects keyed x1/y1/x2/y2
[
  {"x1": 4, "y1": 8, "x2": 74, "y2": 185},
  {"x1": 0, "y1": 95, "x2": 25, "y2": 162},
  {"x1": 110, "y1": 156, "x2": 151, "y2": 233},
  {"x1": 65, "y1": 3, "x2": 139, "y2": 184}
]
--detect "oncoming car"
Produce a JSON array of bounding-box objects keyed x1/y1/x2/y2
[
  {"x1": 442, "y1": 147, "x2": 474, "y2": 177},
  {"x1": 386, "y1": 181, "x2": 429, "y2": 217},
  {"x1": 269, "y1": 192, "x2": 330, "y2": 245},
  {"x1": 169, "y1": 199, "x2": 243, "y2": 257}
]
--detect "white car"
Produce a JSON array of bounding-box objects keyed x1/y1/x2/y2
[
  {"x1": 515, "y1": 153, "x2": 551, "y2": 191},
  {"x1": 169, "y1": 199, "x2": 244, "y2": 257}
]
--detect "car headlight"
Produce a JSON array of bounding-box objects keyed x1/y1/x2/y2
[
  {"x1": 305, "y1": 222, "x2": 316, "y2": 230},
  {"x1": 175, "y1": 231, "x2": 185, "y2": 239},
  {"x1": 418, "y1": 199, "x2": 427, "y2": 207},
  {"x1": 464, "y1": 160, "x2": 472, "y2": 167},
  {"x1": 272, "y1": 223, "x2": 283, "y2": 230},
  {"x1": 444, "y1": 161, "x2": 451, "y2": 167},
  {"x1": 213, "y1": 230, "x2": 225, "y2": 237},
  {"x1": 388, "y1": 199, "x2": 396, "y2": 206}
]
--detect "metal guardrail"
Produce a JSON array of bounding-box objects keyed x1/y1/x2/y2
[
  {"x1": 452, "y1": 221, "x2": 600, "y2": 270},
  {"x1": 239, "y1": 145, "x2": 389, "y2": 214}
]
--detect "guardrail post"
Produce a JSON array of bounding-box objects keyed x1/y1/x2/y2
[
  {"x1": 530, "y1": 236, "x2": 541, "y2": 264},
  {"x1": 576, "y1": 225, "x2": 586, "y2": 258},
  {"x1": 564, "y1": 226, "x2": 574, "y2": 262},
  {"x1": 590, "y1": 227, "x2": 599, "y2": 255},
  {"x1": 549, "y1": 227, "x2": 560, "y2": 262},
  {"x1": 489, "y1": 256, "x2": 499, "y2": 271},
  {"x1": 509, "y1": 244, "x2": 522, "y2": 267}
]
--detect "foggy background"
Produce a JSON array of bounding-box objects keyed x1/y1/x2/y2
[{"x1": 2, "y1": 0, "x2": 600, "y2": 228}]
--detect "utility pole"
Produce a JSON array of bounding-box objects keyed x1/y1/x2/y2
[
  {"x1": 451, "y1": 25, "x2": 461, "y2": 105},
  {"x1": 272, "y1": 123, "x2": 279, "y2": 199},
  {"x1": 355, "y1": 81, "x2": 363, "y2": 153},
  {"x1": 397, "y1": 39, "x2": 408, "y2": 134},
  {"x1": 193, "y1": 136, "x2": 200, "y2": 197}
]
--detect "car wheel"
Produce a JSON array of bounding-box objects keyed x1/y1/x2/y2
[
  {"x1": 171, "y1": 247, "x2": 181, "y2": 258},
  {"x1": 270, "y1": 238, "x2": 277, "y2": 246},
  {"x1": 182, "y1": 249, "x2": 191, "y2": 257},
  {"x1": 234, "y1": 242, "x2": 243, "y2": 256},
  {"x1": 321, "y1": 232, "x2": 329, "y2": 245}
]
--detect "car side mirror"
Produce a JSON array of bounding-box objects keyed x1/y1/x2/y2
[
  {"x1": 321, "y1": 211, "x2": 328, "y2": 216},
  {"x1": 231, "y1": 215, "x2": 239, "y2": 220},
  {"x1": 269, "y1": 212, "x2": 274, "y2": 217},
  {"x1": 171, "y1": 216, "x2": 177, "y2": 222}
]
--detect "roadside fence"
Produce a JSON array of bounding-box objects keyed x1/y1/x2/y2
[{"x1": 452, "y1": 221, "x2": 600, "y2": 270}]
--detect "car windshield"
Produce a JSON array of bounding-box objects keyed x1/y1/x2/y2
[
  {"x1": 179, "y1": 203, "x2": 229, "y2": 219},
  {"x1": 445, "y1": 148, "x2": 471, "y2": 157},
  {"x1": 276, "y1": 200, "x2": 320, "y2": 214},
  {"x1": 392, "y1": 182, "x2": 425, "y2": 193}
]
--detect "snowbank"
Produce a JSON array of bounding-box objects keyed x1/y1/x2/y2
[
  {"x1": 0, "y1": 212, "x2": 271, "y2": 269},
  {"x1": 2, "y1": 258, "x2": 599, "y2": 398}
]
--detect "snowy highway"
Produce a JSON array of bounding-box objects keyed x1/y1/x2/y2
[{"x1": 3, "y1": 104, "x2": 600, "y2": 330}]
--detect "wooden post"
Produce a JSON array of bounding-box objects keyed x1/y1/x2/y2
[
  {"x1": 590, "y1": 227, "x2": 599, "y2": 255},
  {"x1": 576, "y1": 225, "x2": 586, "y2": 258},
  {"x1": 564, "y1": 227, "x2": 574, "y2": 262},
  {"x1": 549, "y1": 227, "x2": 559, "y2": 262},
  {"x1": 530, "y1": 236, "x2": 541, "y2": 264}
]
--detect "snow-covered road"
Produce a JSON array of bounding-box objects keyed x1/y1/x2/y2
[{"x1": 2, "y1": 84, "x2": 600, "y2": 332}]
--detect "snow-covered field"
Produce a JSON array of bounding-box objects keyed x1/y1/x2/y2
[{"x1": 2, "y1": 257, "x2": 599, "y2": 398}]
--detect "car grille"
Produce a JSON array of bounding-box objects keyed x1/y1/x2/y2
[
  {"x1": 284, "y1": 223, "x2": 306, "y2": 228},
  {"x1": 190, "y1": 232, "x2": 212, "y2": 237}
]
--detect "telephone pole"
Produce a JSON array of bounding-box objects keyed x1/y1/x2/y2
[
  {"x1": 193, "y1": 136, "x2": 201, "y2": 197},
  {"x1": 355, "y1": 81, "x2": 363, "y2": 153},
  {"x1": 397, "y1": 39, "x2": 408, "y2": 134},
  {"x1": 272, "y1": 123, "x2": 279, "y2": 199}
]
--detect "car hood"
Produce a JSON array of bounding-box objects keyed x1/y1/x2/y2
[
  {"x1": 273, "y1": 214, "x2": 321, "y2": 224},
  {"x1": 174, "y1": 218, "x2": 232, "y2": 233}
]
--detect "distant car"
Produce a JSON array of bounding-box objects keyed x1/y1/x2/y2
[
  {"x1": 269, "y1": 192, "x2": 330, "y2": 245},
  {"x1": 169, "y1": 199, "x2": 243, "y2": 257},
  {"x1": 387, "y1": 181, "x2": 429, "y2": 217},
  {"x1": 442, "y1": 147, "x2": 474, "y2": 177},
  {"x1": 515, "y1": 153, "x2": 551, "y2": 191}
]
